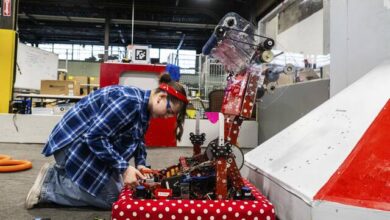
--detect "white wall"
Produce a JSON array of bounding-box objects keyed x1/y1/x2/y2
[
  {"x1": 330, "y1": 0, "x2": 390, "y2": 96},
  {"x1": 0, "y1": 114, "x2": 258, "y2": 148},
  {"x1": 274, "y1": 9, "x2": 324, "y2": 55}
]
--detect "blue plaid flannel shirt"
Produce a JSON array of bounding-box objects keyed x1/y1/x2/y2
[{"x1": 42, "y1": 85, "x2": 150, "y2": 196}]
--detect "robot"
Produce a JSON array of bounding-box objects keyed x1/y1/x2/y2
[{"x1": 133, "y1": 12, "x2": 279, "y2": 201}]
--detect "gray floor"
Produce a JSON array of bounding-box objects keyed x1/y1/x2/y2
[{"x1": 0, "y1": 143, "x2": 251, "y2": 220}]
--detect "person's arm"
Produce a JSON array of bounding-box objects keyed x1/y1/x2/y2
[
  {"x1": 134, "y1": 140, "x2": 147, "y2": 168},
  {"x1": 84, "y1": 96, "x2": 137, "y2": 174}
]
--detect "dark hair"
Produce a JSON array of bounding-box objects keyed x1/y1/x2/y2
[{"x1": 156, "y1": 73, "x2": 188, "y2": 141}]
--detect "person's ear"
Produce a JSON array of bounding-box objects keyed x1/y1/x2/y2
[{"x1": 156, "y1": 92, "x2": 167, "y2": 103}]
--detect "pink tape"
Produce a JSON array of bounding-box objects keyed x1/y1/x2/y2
[{"x1": 205, "y1": 112, "x2": 219, "y2": 124}]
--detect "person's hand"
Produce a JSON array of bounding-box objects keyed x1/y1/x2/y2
[
  {"x1": 137, "y1": 165, "x2": 153, "y2": 179},
  {"x1": 123, "y1": 166, "x2": 146, "y2": 188}
]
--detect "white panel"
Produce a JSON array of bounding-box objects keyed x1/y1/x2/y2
[
  {"x1": 244, "y1": 61, "x2": 390, "y2": 219},
  {"x1": 276, "y1": 9, "x2": 323, "y2": 55},
  {"x1": 15, "y1": 43, "x2": 59, "y2": 90},
  {"x1": 242, "y1": 165, "x2": 312, "y2": 220},
  {"x1": 177, "y1": 119, "x2": 258, "y2": 148},
  {"x1": 119, "y1": 73, "x2": 159, "y2": 90},
  {"x1": 0, "y1": 114, "x2": 61, "y2": 143},
  {"x1": 312, "y1": 201, "x2": 390, "y2": 220},
  {"x1": 330, "y1": 0, "x2": 390, "y2": 96}
]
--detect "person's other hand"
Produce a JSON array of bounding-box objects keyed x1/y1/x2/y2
[
  {"x1": 123, "y1": 166, "x2": 145, "y2": 188},
  {"x1": 137, "y1": 165, "x2": 153, "y2": 179}
]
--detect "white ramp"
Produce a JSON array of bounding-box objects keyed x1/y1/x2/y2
[{"x1": 243, "y1": 61, "x2": 390, "y2": 220}]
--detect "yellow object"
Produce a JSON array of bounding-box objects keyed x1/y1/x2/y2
[
  {"x1": 0, "y1": 30, "x2": 16, "y2": 113},
  {"x1": 186, "y1": 109, "x2": 196, "y2": 119}
]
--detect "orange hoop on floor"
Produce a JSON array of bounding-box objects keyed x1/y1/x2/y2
[
  {"x1": 0, "y1": 154, "x2": 32, "y2": 172},
  {"x1": 0, "y1": 154, "x2": 12, "y2": 161}
]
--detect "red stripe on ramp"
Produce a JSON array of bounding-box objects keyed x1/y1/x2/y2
[{"x1": 314, "y1": 100, "x2": 390, "y2": 211}]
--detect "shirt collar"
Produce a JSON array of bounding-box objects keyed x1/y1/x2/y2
[{"x1": 141, "y1": 90, "x2": 151, "y2": 126}]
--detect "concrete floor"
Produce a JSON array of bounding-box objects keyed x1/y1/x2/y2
[{"x1": 0, "y1": 143, "x2": 252, "y2": 220}]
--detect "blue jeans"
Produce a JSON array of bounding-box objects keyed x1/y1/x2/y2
[{"x1": 39, "y1": 147, "x2": 123, "y2": 209}]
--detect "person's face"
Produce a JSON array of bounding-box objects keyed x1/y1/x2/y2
[{"x1": 151, "y1": 93, "x2": 181, "y2": 118}]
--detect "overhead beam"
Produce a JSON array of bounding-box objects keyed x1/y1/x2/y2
[{"x1": 18, "y1": 13, "x2": 216, "y2": 30}]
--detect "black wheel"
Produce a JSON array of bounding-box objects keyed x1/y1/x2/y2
[{"x1": 204, "y1": 138, "x2": 245, "y2": 170}]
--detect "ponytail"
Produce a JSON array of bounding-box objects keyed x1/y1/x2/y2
[{"x1": 156, "y1": 74, "x2": 188, "y2": 141}]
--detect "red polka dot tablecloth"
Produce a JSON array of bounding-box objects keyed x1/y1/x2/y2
[{"x1": 112, "y1": 179, "x2": 275, "y2": 220}]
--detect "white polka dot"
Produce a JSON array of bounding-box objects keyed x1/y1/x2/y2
[
  {"x1": 191, "y1": 209, "x2": 195, "y2": 214},
  {"x1": 204, "y1": 209, "x2": 208, "y2": 214},
  {"x1": 209, "y1": 204, "x2": 214, "y2": 207},
  {"x1": 152, "y1": 207, "x2": 157, "y2": 212},
  {"x1": 184, "y1": 216, "x2": 189, "y2": 220},
  {"x1": 178, "y1": 200, "x2": 182, "y2": 203},
  {"x1": 140, "y1": 206, "x2": 144, "y2": 211},
  {"x1": 244, "y1": 201, "x2": 248, "y2": 205},
  {"x1": 221, "y1": 203, "x2": 225, "y2": 206},
  {"x1": 159, "y1": 202, "x2": 163, "y2": 205},
  {"x1": 178, "y1": 208, "x2": 183, "y2": 213},
  {"x1": 263, "y1": 204, "x2": 268, "y2": 207},
  {"x1": 197, "y1": 217, "x2": 202, "y2": 220},
  {"x1": 122, "y1": 196, "x2": 126, "y2": 199},
  {"x1": 126, "y1": 218, "x2": 130, "y2": 220},
  {"x1": 132, "y1": 212, "x2": 137, "y2": 217},
  {"x1": 119, "y1": 211, "x2": 124, "y2": 216},
  {"x1": 197, "y1": 204, "x2": 201, "y2": 207},
  {"x1": 222, "y1": 215, "x2": 227, "y2": 219},
  {"x1": 172, "y1": 203, "x2": 176, "y2": 206},
  {"x1": 190, "y1": 200, "x2": 195, "y2": 204},
  {"x1": 260, "y1": 209, "x2": 264, "y2": 214},
  {"x1": 252, "y1": 204, "x2": 256, "y2": 208},
  {"x1": 210, "y1": 216, "x2": 215, "y2": 220},
  {"x1": 216, "y1": 209, "x2": 220, "y2": 213},
  {"x1": 247, "y1": 211, "x2": 252, "y2": 216},
  {"x1": 145, "y1": 213, "x2": 150, "y2": 218},
  {"x1": 266, "y1": 216, "x2": 271, "y2": 220},
  {"x1": 228, "y1": 207, "x2": 232, "y2": 212},
  {"x1": 171, "y1": 215, "x2": 176, "y2": 219},
  {"x1": 165, "y1": 207, "x2": 170, "y2": 212},
  {"x1": 240, "y1": 205, "x2": 244, "y2": 209},
  {"x1": 184, "y1": 204, "x2": 189, "y2": 207},
  {"x1": 114, "y1": 205, "x2": 118, "y2": 209},
  {"x1": 235, "y1": 212, "x2": 239, "y2": 217},
  {"x1": 146, "y1": 203, "x2": 151, "y2": 206},
  {"x1": 272, "y1": 208, "x2": 275, "y2": 213},
  {"x1": 134, "y1": 201, "x2": 138, "y2": 204},
  {"x1": 254, "y1": 217, "x2": 258, "y2": 220},
  {"x1": 113, "y1": 218, "x2": 117, "y2": 220},
  {"x1": 232, "y1": 202, "x2": 237, "y2": 205},
  {"x1": 126, "y1": 204, "x2": 131, "y2": 209},
  {"x1": 202, "y1": 200, "x2": 206, "y2": 203},
  {"x1": 158, "y1": 213, "x2": 163, "y2": 219}
]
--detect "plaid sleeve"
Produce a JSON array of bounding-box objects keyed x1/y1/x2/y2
[
  {"x1": 84, "y1": 96, "x2": 138, "y2": 173},
  {"x1": 134, "y1": 141, "x2": 147, "y2": 167}
]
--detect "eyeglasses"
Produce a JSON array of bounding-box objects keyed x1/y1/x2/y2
[{"x1": 166, "y1": 98, "x2": 175, "y2": 115}]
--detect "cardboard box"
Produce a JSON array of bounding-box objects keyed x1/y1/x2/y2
[
  {"x1": 40, "y1": 80, "x2": 80, "y2": 96},
  {"x1": 58, "y1": 69, "x2": 67, "y2": 80},
  {"x1": 68, "y1": 76, "x2": 89, "y2": 85},
  {"x1": 88, "y1": 76, "x2": 100, "y2": 94},
  {"x1": 68, "y1": 76, "x2": 89, "y2": 95},
  {"x1": 89, "y1": 76, "x2": 100, "y2": 86}
]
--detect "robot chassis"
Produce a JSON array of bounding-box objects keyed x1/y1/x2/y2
[{"x1": 134, "y1": 12, "x2": 277, "y2": 201}]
